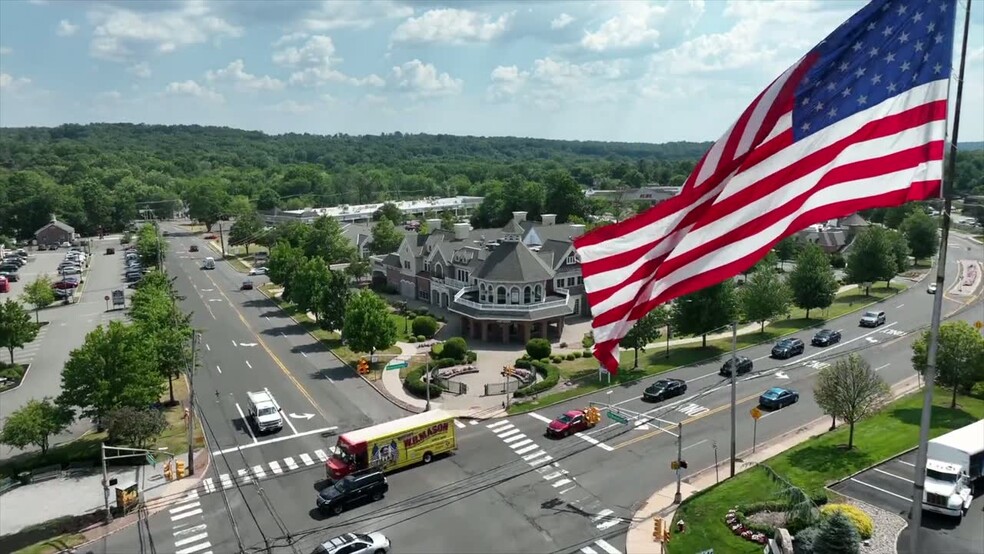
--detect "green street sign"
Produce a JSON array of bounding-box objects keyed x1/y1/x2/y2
[
  {"x1": 606, "y1": 410, "x2": 629, "y2": 424},
  {"x1": 146, "y1": 453, "x2": 156, "y2": 467}
]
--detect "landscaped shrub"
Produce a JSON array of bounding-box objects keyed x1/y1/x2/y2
[
  {"x1": 415, "y1": 335, "x2": 427, "y2": 342},
  {"x1": 412, "y1": 316, "x2": 439, "y2": 338},
  {"x1": 441, "y1": 337, "x2": 468, "y2": 361},
  {"x1": 465, "y1": 351, "x2": 478, "y2": 363},
  {"x1": 551, "y1": 355, "x2": 563, "y2": 364},
  {"x1": 582, "y1": 350, "x2": 592, "y2": 358},
  {"x1": 812, "y1": 511, "x2": 860, "y2": 554},
  {"x1": 402, "y1": 358, "x2": 460, "y2": 399},
  {"x1": 526, "y1": 338, "x2": 551, "y2": 359},
  {"x1": 559, "y1": 342, "x2": 568, "y2": 349},
  {"x1": 414, "y1": 307, "x2": 430, "y2": 317},
  {"x1": 565, "y1": 353, "x2": 576, "y2": 361},
  {"x1": 520, "y1": 353, "x2": 531, "y2": 361},
  {"x1": 820, "y1": 504, "x2": 872, "y2": 539},
  {"x1": 828, "y1": 252, "x2": 846, "y2": 269},
  {"x1": 792, "y1": 525, "x2": 821, "y2": 554},
  {"x1": 582, "y1": 332, "x2": 594, "y2": 349},
  {"x1": 539, "y1": 358, "x2": 551, "y2": 364},
  {"x1": 514, "y1": 359, "x2": 532, "y2": 369},
  {"x1": 513, "y1": 361, "x2": 560, "y2": 398},
  {"x1": 407, "y1": 336, "x2": 417, "y2": 343}
]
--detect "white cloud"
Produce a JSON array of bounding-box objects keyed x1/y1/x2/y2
[
  {"x1": 95, "y1": 90, "x2": 123, "y2": 102},
  {"x1": 164, "y1": 80, "x2": 223, "y2": 103},
  {"x1": 487, "y1": 65, "x2": 528, "y2": 101},
  {"x1": 127, "y1": 62, "x2": 152, "y2": 78},
  {"x1": 388, "y1": 60, "x2": 463, "y2": 99},
  {"x1": 967, "y1": 46, "x2": 984, "y2": 64},
  {"x1": 0, "y1": 73, "x2": 31, "y2": 91},
  {"x1": 302, "y1": 0, "x2": 413, "y2": 31},
  {"x1": 88, "y1": 2, "x2": 243, "y2": 61},
  {"x1": 274, "y1": 35, "x2": 382, "y2": 88},
  {"x1": 581, "y1": 2, "x2": 667, "y2": 52},
  {"x1": 0, "y1": 46, "x2": 11, "y2": 55},
  {"x1": 56, "y1": 19, "x2": 79, "y2": 37},
  {"x1": 272, "y1": 32, "x2": 308, "y2": 47},
  {"x1": 391, "y1": 9, "x2": 513, "y2": 45},
  {"x1": 483, "y1": 57, "x2": 632, "y2": 111},
  {"x1": 550, "y1": 13, "x2": 574, "y2": 30},
  {"x1": 272, "y1": 100, "x2": 315, "y2": 114},
  {"x1": 206, "y1": 60, "x2": 285, "y2": 91}
]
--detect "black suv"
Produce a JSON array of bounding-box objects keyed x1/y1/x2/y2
[
  {"x1": 719, "y1": 356, "x2": 753, "y2": 377},
  {"x1": 771, "y1": 338, "x2": 805, "y2": 359},
  {"x1": 811, "y1": 329, "x2": 841, "y2": 347},
  {"x1": 317, "y1": 470, "x2": 388, "y2": 516}
]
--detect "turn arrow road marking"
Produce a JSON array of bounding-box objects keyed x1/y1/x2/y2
[{"x1": 289, "y1": 413, "x2": 315, "y2": 420}]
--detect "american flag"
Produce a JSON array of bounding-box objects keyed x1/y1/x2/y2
[{"x1": 575, "y1": 0, "x2": 958, "y2": 374}]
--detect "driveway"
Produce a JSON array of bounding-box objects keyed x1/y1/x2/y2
[{"x1": 829, "y1": 449, "x2": 984, "y2": 554}]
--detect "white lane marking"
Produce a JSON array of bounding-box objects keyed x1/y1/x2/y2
[
  {"x1": 593, "y1": 539, "x2": 622, "y2": 554},
  {"x1": 237, "y1": 468, "x2": 251, "y2": 483},
  {"x1": 574, "y1": 432, "x2": 614, "y2": 452},
  {"x1": 201, "y1": 478, "x2": 215, "y2": 493},
  {"x1": 299, "y1": 453, "x2": 315, "y2": 466},
  {"x1": 470, "y1": 420, "x2": 478, "y2": 425},
  {"x1": 543, "y1": 470, "x2": 568, "y2": 480},
  {"x1": 510, "y1": 438, "x2": 533, "y2": 449},
  {"x1": 266, "y1": 386, "x2": 299, "y2": 435},
  {"x1": 502, "y1": 433, "x2": 527, "y2": 444},
  {"x1": 522, "y1": 450, "x2": 548, "y2": 461},
  {"x1": 326, "y1": 376, "x2": 334, "y2": 383},
  {"x1": 592, "y1": 509, "x2": 614, "y2": 522},
  {"x1": 219, "y1": 474, "x2": 233, "y2": 489},
  {"x1": 170, "y1": 502, "x2": 201, "y2": 514},
  {"x1": 486, "y1": 420, "x2": 512, "y2": 430},
  {"x1": 183, "y1": 490, "x2": 199, "y2": 501},
  {"x1": 211, "y1": 426, "x2": 339, "y2": 455},
  {"x1": 269, "y1": 461, "x2": 283, "y2": 474},
  {"x1": 514, "y1": 444, "x2": 539, "y2": 455},
  {"x1": 454, "y1": 419, "x2": 466, "y2": 429},
  {"x1": 498, "y1": 428, "x2": 521, "y2": 439},
  {"x1": 528, "y1": 413, "x2": 551, "y2": 423},
  {"x1": 314, "y1": 449, "x2": 328, "y2": 462},
  {"x1": 284, "y1": 456, "x2": 299, "y2": 470},
  {"x1": 234, "y1": 403, "x2": 258, "y2": 444},
  {"x1": 171, "y1": 508, "x2": 203, "y2": 521},
  {"x1": 875, "y1": 467, "x2": 913, "y2": 483},
  {"x1": 174, "y1": 533, "x2": 209, "y2": 547},
  {"x1": 245, "y1": 360, "x2": 252, "y2": 369},
  {"x1": 581, "y1": 547, "x2": 598, "y2": 554},
  {"x1": 302, "y1": 351, "x2": 308, "y2": 357},
  {"x1": 874, "y1": 364, "x2": 890, "y2": 372},
  {"x1": 205, "y1": 344, "x2": 211, "y2": 352},
  {"x1": 898, "y1": 459, "x2": 915, "y2": 467},
  {"x1": 849, "y1": 478, "x2": 912, "y2": 502},
  {"x1": 176, "y1": 542, "x2": 212, "y2": 554},
  {"x1": 215, "y1": 365, "x2": 222, "y2": 374},
  {"x1": 596, "y1": 518, "x2": 623, "y2": 531},
  {"x1": 231, "y1": 339, "x2": 237, "y2": 347},
  {"x1": 252, "y1": 465, "x2": 266, "y2": 479},
  {"x1": 173, "y1": 524, "x2": 207, "y2": 537},
  {"x1": 683, "y1": 439, "x2": 709, "y2": 452},
  {"x1": 896, "y1": 304, "x2": 904, "y2": 308},
  {"x1": 529, "y1": 455, "x2": 553, "y2": 467},
  {"x1": 553, "y1": 478, "x2": 573, "y2": 488}
]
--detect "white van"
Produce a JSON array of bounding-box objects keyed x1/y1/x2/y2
[
  {"x1": 247, "y1": 390, "x2": 283, "y2": 433},
  {"x1": 203, "y1": 257, "x2": 215, "y2": 270}
]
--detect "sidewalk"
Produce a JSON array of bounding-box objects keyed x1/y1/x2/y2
[{"x1": 624, "y1": 375, "x2": 923, "y2": 554}]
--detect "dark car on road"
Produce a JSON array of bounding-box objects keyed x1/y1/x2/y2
[
  {"x1": 316, "y1": 470, "x2": 388, "y2": 516},
  {"x1": 720, "y1": 356, "x2": 753, "y2": 377},
  {"x1": 190, "y1": 245, "x2": 199, "y2": 252},
  {"x1": 759, "y1": 387, "x2": 799, "y2": 410},
  {"x1": 811, "y1": 329, "x2": 842, "y2": 346},
  {"x1": 771, "y1": 337, "x2": 805, "y2": 359},
  {"x1": 642, "y1": 378, "x2": 687, "y2": 402}
]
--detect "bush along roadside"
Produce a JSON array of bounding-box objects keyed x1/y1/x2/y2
[
  {"x1": 513, "y1": 360, "x2": 560, "y2": 398},
  {"x1": 402, "y1": 359, "x2": 461, "y2": 399}
]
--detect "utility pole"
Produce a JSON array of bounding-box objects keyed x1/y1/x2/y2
[
  {"x1": 424, "y1": 362, "x2": 431, "y2": 411},
  {"x1": 673, "y1": 421, "x2": 683, "y2": 503},
  {"x1": 101, "y1": 443, "x2": 112, "y2": 523},
  {"x1": 218, "y1": 222, "x2": 226, "y2": 258},
  {"x1": 505, "y1": 367, "x2": 512, "y2": 410},
  {"x1": 186, "y1": 332, "x2": 199, "y2": 476},
  {"x1": 729, "y1": 321, "x2": 737, "y2": 477},
  {"x1": 909, "y1": 1, "x2": 972, "y2": 548}
]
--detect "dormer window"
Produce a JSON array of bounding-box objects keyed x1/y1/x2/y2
[{"x1": 567, "y1": 253, "x2": 577, "y2": 265}]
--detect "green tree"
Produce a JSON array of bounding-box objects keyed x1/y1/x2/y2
[
  {"x1": 291, "y1": 257, "x2": 332, "y2": 322},
  {"x1": 543, "y1": 170, "x2": 586, "y2": 223},
  {"x1": 129, "y1": 281, "x2": 192, "y2": 405},
  {"x1": 671, "y1": 281, "x2": 738, "y2": 347},
  {"x1": 0, "y1": 299, "x2": 39, "y2": 364},
  {"x1": 412, "y1": 315, "x2": 439, "y2": 338},
  {"x1": 441, "y1": 337, "x2": 468, "y2": 361},
  {"x1": 345, "y1": 254, "x2": 370, "y2": 284},
  {"x1": 315, "y1": 270, "x2": 351, "y2": 332},
  {"x1": 740, "y1": 268, "x2": 792, "y2": 332},
  {"x1": 846, "y1": 226, "x2": 897, "y2": 291},
  {"x1": 774, "y1": 237, "x2": 801, "y2": 267},
  {"x1": 304, "y1": 215, "x2": 355, "y2": 262},
  {"x1": 229, "y1": 209, "x2": 263, "y2": 254},
  {"x1": 788, "y1": 244, "x2": 837, "y2": 318},
  {"x1": 21, "y1": 274, "x2": 56, "y2": 323},
  {"x1": 901, "y1": 209, "x2": 939, "y2": 262},
  {"x1": 0, "y1": 397, "x2": 71, "y2": 456},
  {"x1": 882, "y1": 203, "x2": 918, "y2": 229},
  {"x1": 264, "y1": 220, "x2": 310, "y2": 249},
  {"x1": 342, "y1": 290, "x2": 397, "y2": 359},
  {"x1": 105, "y1": 406, "x2": 167, "y2": 448},
  {"x1": 812, "y1": 354, "x2": 890, "y2": 448},
  {"x1": 440, "y1": 211, "x2": 457, "y2": 232},
  {"x1": 267, "y1": 242, "x2": 306, "y2": 300},
  {"x1": 135, "y1": 223, "x2": 167, "y2": 269},
  {"x1": 186, "y1": 182, "x2": 230, "y2": 232},
  {"x1": 886, "y1": 228, "x2": 910, "y2": 277},
  {"x1": 526, "y1": 338, "x2": 551, "y2": 359},
  {"x1": 370, "y1": 217, "x2": 404, "y2": 255},
  {"x1": 256, "y1": 188, "x2": 279, "y2": 211},
  {"x1": 912, "y1": 321, "x2": 984, "y2": 408},
  {"x1": 621, "y1": 308, "x2": 666, "y2": 368},
  {"x1": 59, "y1": 321, "x2": 163, "y2": 426},
  {"x1": 813, "y1": 511, "x2": 861, "y2": 554},
  {"x1": 373, "y1": 202, "x2": 404, "y2": 224},
  {"x1": 227, "y1": 195, "x2": 253, "y2": 218}
]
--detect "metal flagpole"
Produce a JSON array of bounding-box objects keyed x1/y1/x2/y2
[
  {"x1": 729, "y1": 321, "x2": 737, "y2": 477},
  {"x1": 908, "y1": 0, "x2": 972, "y2": 549}
]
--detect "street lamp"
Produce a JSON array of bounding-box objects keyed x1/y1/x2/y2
[{"x1": 424, "y1": 361, "x2": 431, "y2": 412}]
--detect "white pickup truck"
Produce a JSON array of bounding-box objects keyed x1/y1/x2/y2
[
  {"x1": 921, "y1": 419, "x2": 984, "y2": 519},
  {"x1": 247, "y1": 389, "x2": 284, "y2": 433}
]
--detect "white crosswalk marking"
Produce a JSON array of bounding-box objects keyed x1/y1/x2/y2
[
  {"x1": 175, "y1": 533, "x2": 209, "y2": 547},
  {"x1": 592, "y1": 509, "x2": 614, "y2": 522},
  {"x1": 173, "y1": 524, "x2": 206, "y2": 538},
  {"x1": 252, "y1": 465, "x2": 266, "y2": 479},
  {"x1": 299, "y1": 453, "x2": 315, "y2": 466},
  {"x1": 219, "y1": 474, "x2": 233, "y2": 489},
  {"x1": 677, "y1": 403, "x2": 709, "y2": 417},
  {"x1": 284, "y1": 456, "x2": 299, "y2": 470},
  {"x1": 486, "y1": 420, "x2": 511, "y2": 430},
  {"x1": 514, "y1": 444, "x2": 539, "y2": 455},
  {"x1": 592, "y1": 539, "x2": 622, "y2": 554},
  {"x1": 469, "y1": 420, "x2": 478, "y2": 425},
  {"x1": 510, "y1": 438, "x2": 533, "y2": 449},
  {"x1": 454, "y1": 419, "x2": 466, "y2": 429},
  {"x1": 580, "y1": 547, "x2": 598, "y2": 554},
  {"x1": 171, "y1": 508, "x2": 203, "y2": 521},
  {"x1": 170, "y1": 502, "x2": 201, "y2": 514},
  {"x1": 176, "y1": 542, "x2": 212, "y2": 554},
  {"x1": 498, "y1": 428, "x2": 521, "y2": 439},
  {"x1": 502, "y1": 433, "x2": 526, "y2": 444},
  {"x1": 596, "y1": 517, "x2": 623, "y2": 530},
  {"x1": 236, "y1": 468, "x2": 251, "y2": 483},
  {"x1": 553, "y1": 478, "x2": 573, "y2": 488},
  {"x1": 528, "y1": 455, "x2": 553, "y2": 467},
  {"x1": 542, "y1": 470, "x2": 568, "y2": 481},
  {"x1": 269, "y1": 461, "x2": 283, "y2": 474},
  {"x1": 522, "y1": 450, "x2": 548, "y2": 462},
  {"x1": 314, "y1": 449, "x2": 329, "y2": 462},
  {"x1": 201, "y1": 478, "x2": 215, "y2": 493}
]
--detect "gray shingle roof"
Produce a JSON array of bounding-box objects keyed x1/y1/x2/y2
[
  {"x1": 36, "y1": 220, "x2": 75, "y2": 235},
  {"x1": 475, "y1": 240, "x2": 554, "y2": 283},
  {"x1": 536, "y1": 239, "x2": 572, "y2": 270}
]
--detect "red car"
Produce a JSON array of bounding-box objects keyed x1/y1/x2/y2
[
  {"x1": 546, "y1": 408, "x2": 600, "y2": 438},
  {"x1": 52, "y1": 280, "x2": 80, "y2": 290},
  {"x1": 204, "y1": 234, "x2": 217, "y2": 240}
]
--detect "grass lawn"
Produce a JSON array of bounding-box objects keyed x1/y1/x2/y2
[
  {"x1": 508, "y1": 283, "x2": 907, "y2": 415},
  {"x1": 667, "y1": 388, "x2": 984, "y2": 554},
  {"x1": 12, "y1": 533, "x2": 87, "y2": 554}
]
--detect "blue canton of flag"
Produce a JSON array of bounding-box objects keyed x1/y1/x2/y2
[{"x1": 793, "y1": 0, "x2": 957, "y2": 140}]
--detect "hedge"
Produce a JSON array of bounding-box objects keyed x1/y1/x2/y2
[
  {"x1": 513, "y1": 360, "x2": 560, "y2": 398},
  {"x1": 403, "y1": 357, "x2": 468, "y2": 399}
]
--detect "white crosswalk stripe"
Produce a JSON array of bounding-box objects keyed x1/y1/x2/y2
[
  {"x1": 510, "y1": 438, "x2": 533, "y2": 449},
  {"x1": 591, "y1": 539, "x2": 622, "y2": 554},
  {"x1": 580, "y1": 547, "x2": 598, "y2": 554},
  {"x1": 299, "y1": 453, "x2": 315, "y2": 466},
  {"x1": 552, "y1": 478, "x2": 573, "y2": 488},
  {"x1": 314, "y1": 449, "x2": 329, "y2": 462},
  {"x1": 201, "y1": 478, "x2": 215, "y2": 493},
  {"x1": 454, "y1": 419, "x2": 466, "y2": 429},
  {"x1": 252, "y1": 465, "x2": 266, "y2": 479},
  {"x1": 284, "y1": 456, "x2": 299, "y2": 470},
  {"x1": 269, "y1": 461, "x2": 283, "y2": 474},
  {"x1": 502, "y1": 433, "x2": 526, "y2": 443},
  {"x1": 677, "y1": 403, "x2": 709, "y2": 417},
  {"x1": 486, "y1": 420, "x2": 512, "y2": 430},
  {"x1": 236, "y1": 468, "x2": 251, "y2": 483},
  {"x1": 219, "y1": 473, "x2": 233, "y2": 490},
  {"x1": 469, "y1": 420, "x2": 479, "y2": 425},
  {"x1": 497, "y1": 428, "x2": 521, "y2": 439},
  {"x1": 514, "y1": 444, "x2": 539, "y2": 455}
]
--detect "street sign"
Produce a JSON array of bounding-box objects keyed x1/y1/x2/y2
[
  {"x1": 146, "y1": 453, "x2": 156, "y2": 467},
  {"x1": 606, "y1": 410, "x2": 629, "y2": 424},
  {"x1": 386, "y1": 360, "x2": 408, "y2": 370},
  {"x1": 750, "y1": 407, "x2": 762, "y2": 420}
]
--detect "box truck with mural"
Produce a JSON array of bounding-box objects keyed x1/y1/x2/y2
[{"x1": 326, "y1": 409, "x2": 457, "y2": 480}]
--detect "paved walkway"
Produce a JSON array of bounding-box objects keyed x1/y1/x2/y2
[{"x1": 624, "y1": 375, "x2": 923, "y2": 554}]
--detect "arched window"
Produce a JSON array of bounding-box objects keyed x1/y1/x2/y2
[
  {"x1": 479, "y1": 283, "x2": 486, "y2": 302},
  {"x1": 497, "y1": 286, "x2": 506, "y2": 304},
  {"x1": 510, "y1": 287, "x2": 520, "y2": 304},
  {"x1": 534, "y1": 284, "x2": 543, "y2": 302},
  {"x1": 434, "y1": 263, "x2": 444, "y2": 278},
  {"x1": 523, "y1": 286, "x2": 532, "y2": 304}
]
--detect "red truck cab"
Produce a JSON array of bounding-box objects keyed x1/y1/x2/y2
[
  {"x1": 546, "y1": 408, "x2": 598, "y2": 438},
  {"x1": 326, "y1": 436, "x2": 368, "y2": 480}
]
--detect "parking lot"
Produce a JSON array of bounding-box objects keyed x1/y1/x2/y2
[{"x1": 830, "y1": 450, "x2": 984, "y2": 554}]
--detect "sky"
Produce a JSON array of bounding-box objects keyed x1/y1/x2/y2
[{"x1": 0, "y1": 0, "x2": 981, "y2": 144}]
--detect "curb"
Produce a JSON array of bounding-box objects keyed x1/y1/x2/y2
[{"x1": 0, "y1": 362, "x2": 31, "y2": 396}]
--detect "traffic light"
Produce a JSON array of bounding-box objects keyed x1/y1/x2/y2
[
  {"x1": 663, "y1": 530, "x2": 671, "y2": 543},
  {"x1": 585, "y1": 406, "x2": 601, "y2": 424},
  {"x1": 653, "y1": 517, "x2": 664, "y2": 541},
  {"x1": 670, "y1": 460, "x2": 679, "y2": 470},
  {"x1": 679, "y1": 459, "x2": 688, "y2": 469},
  {"x1": 357, "y1": 358, "x2": 369, "y2": 374}
]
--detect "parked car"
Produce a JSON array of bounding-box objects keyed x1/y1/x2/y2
[
  {"x1": 0, "y1": 271, "x2": 19, "y2": 282},
  {"x1": 105, "y1": 247, "x2": 115, "y2": 255},
  {"x1": 759, "y1": 387, "x2": 799, "y2": 410},
  {"x1": 0, "y1": 264, "x2": 20, "y2": 274},
  {"x1": 313, "y1": 533, "x2": 391, "y2": 554},
  {"x1": 771, "y1": 338, "x2": 805, "y2": 359},
  {"x1": 241, "y1": 279, "x2": 254, "y2": 290},
  {"x1": 60, "y1": 266, "x2": 82, "y2": 276},
  {"x1": 316, "y1": 470, "x2": 389, "y2": 516},
  {"x1": 859, "y1": 310, "x2": 886, "y2": 327},
  {"x1": 60, "y1": 241, "x2": 71, "y2": 248},
  {"x1": 248, "y1": 266, "x2": 268, "y2": 276},
  {"x1": 2, "y1": 257, "x2": 25, "y2": 267},
  {"x1": 642, "y1": 378, "x2": 687, "y2": 402},
  {"x1": 811, "y1": 329, "x2": 842, "y2": 347},
  {"x1": 719, "y1": 356, "x2": 753, "y2": 377},
  {"x1": 125, "y1": 271, "x2": 142, "y2": 283},
  {"x1": 927, "y1": 282, "x2": 938, "y2": 294},
  {"x1": 53, "y1": 280, "x2": 79, "y2": 290},
  {"x1": 54, "y1": 287, "x2": 73, "y2": 299}
]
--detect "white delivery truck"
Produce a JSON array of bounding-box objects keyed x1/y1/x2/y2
[
  {"x1": 921, "y1": 419, "x2": 984, "y2": 519},
  {"x1": 247, "y1": 389, "x2": 284, "y2": 433}
]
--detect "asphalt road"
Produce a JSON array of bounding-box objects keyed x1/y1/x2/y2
[
  {"x1": 0, "y1": 240, "x2": 130, "y2": 458},
  {"x1": 93, "y1": 231, "x2": 982, "y2": 554},
  {"x1": 830, "y1": 449, "x2": 984, "y2": 554}
]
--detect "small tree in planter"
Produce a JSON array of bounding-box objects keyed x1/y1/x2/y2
[
  {"x1": 812, "y1": 511, "x2": 860, "y2": 554},
  {"x1": 526, "y1": 338, "x2": 551, "y2": 360}
]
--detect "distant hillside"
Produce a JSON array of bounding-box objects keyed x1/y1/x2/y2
[{"x1": 959, "y1": 141, "x2": 984, "y2": 151}]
